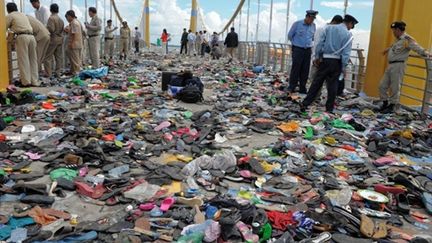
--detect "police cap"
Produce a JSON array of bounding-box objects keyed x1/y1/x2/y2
[{"x1": 391, "y1": 21, "x2": 406, "y2": 31}]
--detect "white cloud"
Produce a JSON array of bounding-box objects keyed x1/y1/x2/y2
[{"x1": 320, "y1": 1, "x2": 373, "y2": 9}]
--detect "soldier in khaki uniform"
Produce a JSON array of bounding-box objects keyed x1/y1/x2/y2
[
  {"x1": 64, "y1": 10, "x2": 83, "y2": 75},
  {"x1": 85, "y1": 7, "x2": 102, "y2": 67},
  {"x1": 6, "y1": 3, "x2": 39, "y2": 86},
  {"x1": 120, "y1": 21, "x2": 131, "y2": 60},
  {"x1": 44, "y1": 4, "x2": 64, "y2": 77},
  {"x1": 379, "y1": 21, "x2": 431, "y2": 113},
  {"x1": 104, "y1": 19, "x2": 118, "y2": 60},
  {"x1": 27, "y1": 15, "x2": 50, "y2": 73}
]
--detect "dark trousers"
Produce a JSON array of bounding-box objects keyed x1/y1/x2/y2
[
  {"x1": 180, "y1": 41, "x2": 188, "y2": 54},
  {"x1": 302, "y1": 58, "x2": 342, "y2": 112},
  {"x1": 201, "y1": 43, "x2": 207, "y2": 57},
  {"x1": 288, "y1": 46, "x2": 312, "y2": 93},
  {"x1": 134, "y1": 40, "x2": 139, "y2": 53}
]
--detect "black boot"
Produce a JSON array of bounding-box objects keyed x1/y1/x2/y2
[
  {"x1": 383, "y1": 104, "x2": 395, "y2": 113},
  {"x1": 379, "y1": 100, "x2": 389, "y2": 111}
]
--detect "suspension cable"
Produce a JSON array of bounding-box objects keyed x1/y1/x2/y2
[{"x1": 218, "y1": 0, "x2": 246, "y2": 35}]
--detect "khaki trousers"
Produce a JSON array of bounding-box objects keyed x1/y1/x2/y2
[
  {"x1": 16, "y1": 35, "x2": 39, "y2": 86},
  {"x1": 226, "y1": 47, "x2": 236, "y2": 59},
  {"x1": 379, "y1": 62, "x2": 405, "y2": 104},
  {"x1": 88, "y1": 36, "x2": 100, "y2": 67},
  {"x1": 120, "y1": 38, "x2": 129, "y2": 56},
  {"x1": 36, "y1": 36, "x2": 50, "y2": 72},
  {"x1": 188, "y1": 42, "x2": 195, "y2": 56},
  {"x1": 104, "y1": 39, "x2": 115, "y2": 58},
  {"x1": 44, "y1": 42, "x2": 63, "y2": 76},
  {"x1": 68, "y1": 48, "x2": 82, "y2": 75}
]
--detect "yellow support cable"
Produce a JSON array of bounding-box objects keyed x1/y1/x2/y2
[{"x1": 218, "y1": 0, "x2": 246, "y2": 35}]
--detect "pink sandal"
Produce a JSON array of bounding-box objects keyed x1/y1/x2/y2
[{"x1": 160, "y1": 197, "x2": 175, "y2": 212}]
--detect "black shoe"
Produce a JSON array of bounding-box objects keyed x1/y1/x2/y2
[
  {"x1": 379, "y1": 100, "x2": 389, "y2": 111},
  {"x1": 299, "y1": 103, "x2": 306, "y2": 112},
  {"x1": 382, "y1": 104, "x2": 395, "y2": 114}
]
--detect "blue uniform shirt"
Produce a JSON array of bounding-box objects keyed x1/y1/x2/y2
[
  {"x1": 315, "y1": 23, "x2": 353, "y2": 70},
  {"x1": 288, "y1": 20, "x2": 316, "y2": 48}
]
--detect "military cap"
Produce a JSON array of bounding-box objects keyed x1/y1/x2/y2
[
  {"x1": 391, "y1": 21, "x2": 406, "y2": 31},
  {"x1": 344, "y1": 14, "x2": 359, "y2": 25},
  {"x1": 306, "y1": 10, "x2": 319, "y2": 18}
]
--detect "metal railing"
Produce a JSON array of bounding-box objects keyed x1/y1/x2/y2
[
  {"x1": 236, "y1": 41, "x2": 366, "y2": 92},
  {"x1": 400, "y1": 55, "x2": 432, "y2": 114}
]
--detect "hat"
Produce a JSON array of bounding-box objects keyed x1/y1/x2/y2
[
  {"x1": 391, "y1": 21, "x2": 406, "y2": 31},
  {"x1": 344, "y1": 14, "x2": 359, "y2": 25},
  {"x1": 306, "y1": 10, "x2": 318, "y2": 18}
]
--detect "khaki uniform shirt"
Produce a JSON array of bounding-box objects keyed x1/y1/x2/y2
[
  {"x1": 105, "y1": 26, "x2": 115, "y2": 39},
  {"x1": 388, "y1": 33, "x2": 428, "y2": 62},
  {"x1": 86, "y1": 15, "x2": 102, "y2": 36},
  {"x1": 27, "y1": 15, "x2": 50, "y2": 42},
  {"x1": 120, "y1": 27, "x2": 131, "y2": 39},
  {"x1": 47, "y1": 13, "x2": 64, "y2": 45},
  {"x1": 68, "y1": 19, "x2": 83, "y2": 49},
  {"x1": 6, "y1": 12, "x2": 33, "y2": 34}
]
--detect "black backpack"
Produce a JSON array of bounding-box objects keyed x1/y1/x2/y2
[
  {"x1": 183, "y1": 77, "x2": 204, "y2": 93},
  {"x1": 176, "y1": 85, "x2": 203, "y2": 103}
]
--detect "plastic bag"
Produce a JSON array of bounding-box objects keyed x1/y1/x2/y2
[{"x1": 78, "y1": 66, "x2": 109, "y2": 79}]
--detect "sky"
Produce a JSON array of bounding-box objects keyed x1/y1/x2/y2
[{"x1": 9, "y1": 0, "x2": 374, "y2": 51}]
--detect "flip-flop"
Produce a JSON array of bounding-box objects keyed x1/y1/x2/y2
[
  {"x1": 160, "y1": 197, "x2": 175, "y2": 212},
  {"x1": 360, "y1": 214, "x2": 387, "y2": 239},
  {"x1": 236, "y1": 221, "x2": 259, "y2": 243},
  {"x1": 139, "y1": 203, "x2": 155, "y2": 211},
  {"x1": 422, "y1": 192, "x2": 432, "y2": 214},
  {"x1": 194, "y1": 205, "x2": 205, "y2": 224},
  {"x1": 175, "y1": 197, "x2": 204, "y2": 207},
  {"x1": 299, "y1": 232, "x2": 332, "y2": 243},
  {"x1": 150, "y1": 206, "x2": 163, "y2": 217},
  {"x1": 332, "y1": 233, "x2": 373, "y2": 243}
]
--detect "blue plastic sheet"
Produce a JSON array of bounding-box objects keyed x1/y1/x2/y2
[{"x1": 79, "y1": 66, "x2": 109, "y2": 79}]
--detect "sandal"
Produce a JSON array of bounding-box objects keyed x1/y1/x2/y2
[{"x1": 236, "y1": 221, "x2": 259, "y2": 243}]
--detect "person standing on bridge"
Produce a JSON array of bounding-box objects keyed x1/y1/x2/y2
[
  {"x1": 195, "y1": 31, "x2": 202, "y2": 55},
  {"x1": 104, "y1": 20, "x2": 117, "y2": 60},
  {"x1": 180, "y1": 28, "x2": 188, "y2": 55},
  {"x1": 134, "y1": 27, "x2": 142, "y2": 54},
  {"x1": 287, "y1": 10, "x2": 318, "y2": 94},
  {"x1": 224, "y1": 27, "x2": 239, "y2": 63},
  {"x1": 378, "y1": 21, "x2": 431, "y2": 113},
  {"x1": 64, "y1": 10, "x2": 83, "y2": 76},
  {"x1": 26, "y1": 15, "x2": 50, "y2": 74},
  {"x1": 161, "y1": 29, "x2": 170, "y2": 55},
  {"x1": 187, "y1": 30, "x2": 196, "y2": 56},
  {"x1": 30, "y1": 0, "x2": 49, "y2": 25},
  {"x1": 44, "y1": 3, "x2": 64, "y2": 78},
  {"x1": 300, "y1": 15, "x2": 359, "y2": 113},
  {"x1": 6, "y1": 2, "x2": 39, "y2": 87},
  {"x1": 85, "y1": 7, "x2": 102, "y2": 68},
  {"x1": 120, "y1": 21, "x2": 131, "y2": 60}
]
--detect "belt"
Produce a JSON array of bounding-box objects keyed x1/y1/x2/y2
[
  {"x1": 293, "y1": 45, "x2": 311, "y2": 50},
  {"x1": 389, "y1": 60, "x2": 405, "y2": 64},
  {"x1": 323, "y1": 54, "x2": 341, "y2": 59},
  {"x1": 88, "y1": 35, "x2": 99, "y2": 38},
  {"x1": 15, "y1": 32, "x2": 33, "y2": 36},
  {"x1": 105, "y1": 37, "x2": 114, "y2": 40}
]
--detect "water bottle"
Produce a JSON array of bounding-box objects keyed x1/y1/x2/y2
[{"x1": 109, "y1": 165, "x2": 130, "y2": 178}]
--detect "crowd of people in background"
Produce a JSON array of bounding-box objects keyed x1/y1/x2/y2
[
  {"x1": 5, "y1": 0, "x2": 141, "y2": 87},
  {"x1": 162, "y1": 27, "x2": 239, "y2": 62}
]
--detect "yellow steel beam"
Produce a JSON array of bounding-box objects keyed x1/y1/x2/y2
[
  {"x1": 145, "y1": 0, "x2": 150, "y2": 48},
  {"x1": 189, "y1": 0, "x2": 197, "y2": 33},
  {"x1": 0, "y1": 1, "x2": 10, "y2": 91},
  {"x1": 364, "y1": 0, "x2": 432, "y2": 106}
]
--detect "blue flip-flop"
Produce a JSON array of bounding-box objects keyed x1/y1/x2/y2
[{"x1": 422, "y1": 192, "x2": 432, "y2": 214}]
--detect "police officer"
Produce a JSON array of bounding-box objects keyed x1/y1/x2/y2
[
  {"x1": 6, "y1": 2, "x2": 39, "y2": 87},
  {"x1": 104, "y1": 20, "x2": 117, "y2": 60},
  {"x1": 287, "y1": 10, "x2": 318, "y2": 94},
  {"x1": 26, "y1": 15, "x2": 50, "y2": 73},
  {"x1": 301, "y1": 15, "x2": 359, "y2": 113},
  {"x1": 44, "y1": 3, "x2": 64, "y2": 77},
  {"x1": 85, "y1": 7, "x2": 102, "y2": 68},
  {"x1": 378, "y1": 21, "x2": 430, "y2": 113},
  {"x1": 119, "y1": 21, "x2": 131, "y2": 60}
]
